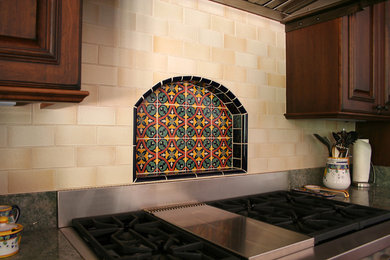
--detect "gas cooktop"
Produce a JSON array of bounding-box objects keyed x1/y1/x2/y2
[
  {"x1": 207, "y1": 190, "x2": 390, "y2": 244},
  {"x1": 71, "y1": 190, "x2": 390, "y2": 259},
  {"x1": 72, "y1": 210, "x2": 243, "y2": 259}
]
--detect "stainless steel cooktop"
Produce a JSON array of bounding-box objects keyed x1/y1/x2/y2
[{"x1": 148, "y1": 203, "x2": 313, "y2": 259}]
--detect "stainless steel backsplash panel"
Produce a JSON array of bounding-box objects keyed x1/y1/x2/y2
[{"x1": 58, "y1": 171, "x2": 288, "y2": 227}]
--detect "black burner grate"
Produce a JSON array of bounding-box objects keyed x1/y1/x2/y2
[
  {"x1": 207, "y1": 190, "x2": 390, "y2": 244},
  {"x1": 73, "y1": 211, "x2": 243, "y2": 260}
]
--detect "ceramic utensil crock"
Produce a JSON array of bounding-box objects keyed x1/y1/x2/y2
[
  {"x1": 0, "y1": 206, "x2": 20, "y2": 223},
  {"x1": 323, "y1": 157, "x2": 351, "y2": 190},
  {"x1": 0, "y1": 216, "x2": 23, "y2": 258}
]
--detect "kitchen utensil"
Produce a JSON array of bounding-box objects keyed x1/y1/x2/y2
[
  {"x1": 331, "y1": 145, "x2": 340, "y2": 157},
  {"x1": 332, "y1": 132, "x2": 341, "y2": 144},
  {"x1": 336, "y1": 146, "x2": 348, "y2": 157},
  {"x1": 313, "y1": 134, "x2": 332, "y2": 156},
  {"x1": 304, "y1": 185, "x2": 349, "y2": 198},
  {"x1": 0, "y1": 205, "x2": 20, "y2": 223},
  {"x1": 332, "y1": 130, "x2": 358, "y2": 157},
  {"x1": 345, "y1": 131, "x2": 358, "y2": 146},
  {"x1": 0, "y1": 216, "x2": 23, "y2": 258},
  {"x1": 292, "y1": 187, "x2": 336, "y2": 198},
  {"x1": 322, "y1": 157, "x2": 351, "y2": 190}
]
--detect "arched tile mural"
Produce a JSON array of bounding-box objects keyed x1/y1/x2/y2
[{"x1": 134, "y1": 76, "x2": 247, "y2": 182}]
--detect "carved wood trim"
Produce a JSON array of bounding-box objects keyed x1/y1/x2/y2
[
  {"x1": 0, "y1": 79, "x2": 80, "y2": 90},
  {"x1": 285, "y1": 111, "x2": 390, "y2": 121},
  {"x1": 0, "y1": 86, "x2": 89, "y2": 103}
]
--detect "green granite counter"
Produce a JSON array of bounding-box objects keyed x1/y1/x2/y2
[
  {"x1": 320, "y1": 186, "x2": 390, "y2": 210},
  {"x1": 346, "y1": 186, "x2": 390, "y2": 210},
  {"x1": 0, "y1": 191, "x2": 83, "y2": 259},
  {"x1": 8, "y1": 228, "x2": 81, "y2": 260},
  {"x1": 288, "y1": 166, "x2": 390, "y2": 211}
]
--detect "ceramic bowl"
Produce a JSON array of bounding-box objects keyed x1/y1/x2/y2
[{"x1": 0, "y1": 216, "x2": 23, "y2": 258}]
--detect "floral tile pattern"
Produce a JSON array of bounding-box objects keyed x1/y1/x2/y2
[
  {"x1": 212, "y1": 108, "x2": 232, "y2": 138},
  {"x1": 157, "y1": 83, "x2": 186, "y2": 105},
  {"x1": 157, "y1": 139, "x2": 186, "y2": 172},
  {"x1": 187, "y1": 83, "x2": 212, "y2": 107},
  {"x1": 186, "y1": 139, "x2": 212, "y2": 170},
  {"x1": 135, "y1": 77, "x2": 246, "y2": 180},
  {"x1": 135, "y1": 139, "x2": 157, "y2": 174},
  {"x1": 186, "y1": 107, "x2": 212, "y2": 138},
  {"x1": 136, "y1": 103, "x2": 157, "y2": 139},
  {"x1": 212, "y1": 138, "x2": 232, "y2": 168},
  {"x1": 157, "y1": 105, "x2": 186, "y2": 138}
]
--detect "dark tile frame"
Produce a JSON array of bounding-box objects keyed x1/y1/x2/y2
[{"x1": 133, "y1": 76, "x2": 248, "y2": 182}]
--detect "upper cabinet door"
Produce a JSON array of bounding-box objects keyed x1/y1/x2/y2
[
  {"x1": 285, "y1": 1, "x2": 390, "y2": 121},
  {"x1": 0, "y1": 0, "x2": 88, "y2": 103},
  {"x1": 342, "y1": 2, "x2": 389, "y2": 116},
  {"x1": 341, "y1": 5, "x2": 377, "y2": 114},
  {"x1": 0, "y1": 0, "x2": 59, "y2": 65}
]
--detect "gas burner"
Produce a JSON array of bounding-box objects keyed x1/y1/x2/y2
[
  {"x1": 73, "y1": 211, "x2": 243, "y2": 260},
  {"x1": 207, "y1": 190, "x2": 390, "y2": 244}
]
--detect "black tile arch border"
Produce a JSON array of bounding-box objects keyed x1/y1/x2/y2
[{"x1": 133, "y1": 76, "x2": 248, "y2": 182}]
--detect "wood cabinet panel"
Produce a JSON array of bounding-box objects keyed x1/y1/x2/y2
[
  {"x1": 347, "y1": 7, "x2": 374, "y2": 102},
  {"x1": 384, "y1": 1, "x2": 390, "y2": 114},
  {"x1": 285, "y1": 1, "x2": 390, "y2": 120},
  {"x1": 0, "y1": 0, "x2": 37, "y2": 39},
  {"x1": 286, "y1": 18, "x2": 341, "y2": 115},
  {"x1": 0, "y1": 0, "x2": 58, "y2": 63},
  {"x1": 355, "y1": 2, "x2": 390, "y2": 167},
  {"x1": 0, "y1": 0, "x2": 88, "y2": 103},
  {"x1": 341, "y1": 5, "x2": 377, "y2": 114},
  {"x1": 356, "y1": 122, "x2": 390, "y2": 166}
]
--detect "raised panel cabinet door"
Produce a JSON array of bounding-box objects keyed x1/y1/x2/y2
[
  {"x1": 341, "y1": 5, "x2": 378, "y2": 114},
  {"x1": 0, "y1": 0, "x2": 37, "y2": 39},
  {"x1": 285, "y1": 1, "x2": 390, "y2": 120},
  {"x1": 0, "y1": 0, "x2": 81, "y2": 90}
]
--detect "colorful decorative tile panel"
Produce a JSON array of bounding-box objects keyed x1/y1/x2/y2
[
  {"x1": 135, "y1": 77, "x2": 247, "y2": 180},
  {"x1": 187, "y1": 83, "x2": 212, "y2": 107},
  {"x1": 212, "y1": 108, "x2": 232, "y2": 138},
  {"x1": 186, "y1": 138, "x2": 212, "y2": 170},
  {"x1": 212, "y1": 138, "x2": 232, "y2": 168},
  {"x1": 186, "y1": 107, "x2": 212, "y2": 138},
  {"x1": 136, "y1": 104, "x2": 157, "y2": 139},
  {"x1": 135, "y1": 139, "x2": 157, "y2": 174},
  {"x1": 157, "y1": 83, "x2": 186, "y2": 105},
  {"x1": 157, "y1": 105, "x2": 186, "y2": 138},
  {"x1": 157, "y1": 139, "x2": 186, "y2": 172}
]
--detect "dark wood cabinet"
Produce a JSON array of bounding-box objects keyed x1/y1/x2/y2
[
  {"x1": 285, "y1": 1, "x2": 390, "y2": 120},
  {"x1": 356, "y1": 121, "x2": 390, "y2": 166},
  {"x1": 0, "y1": 0, "x2": 88, "y2": 103}
]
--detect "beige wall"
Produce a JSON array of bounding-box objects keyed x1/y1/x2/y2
[{"x1": 0, "y1": 0, "x2": 354, "y2": 194}]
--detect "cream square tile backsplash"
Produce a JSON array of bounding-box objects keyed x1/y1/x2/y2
[
  {"x1": 0, "y1": 126, "x2": 6, "y2": 147},
  {"x1": 0, "y1": 0, "x2": 355, "y2": 194}
]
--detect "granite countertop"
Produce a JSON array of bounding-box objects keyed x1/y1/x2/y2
[
  {"x1": 6, "y1": 185, "x2": 390, "y2": 259},
  {"x1": 6, "y1": 228, "x2": 82, "y2": 260},
  {"x1": 336, "y1": 186, "x2": 390, "y2": 210}
]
